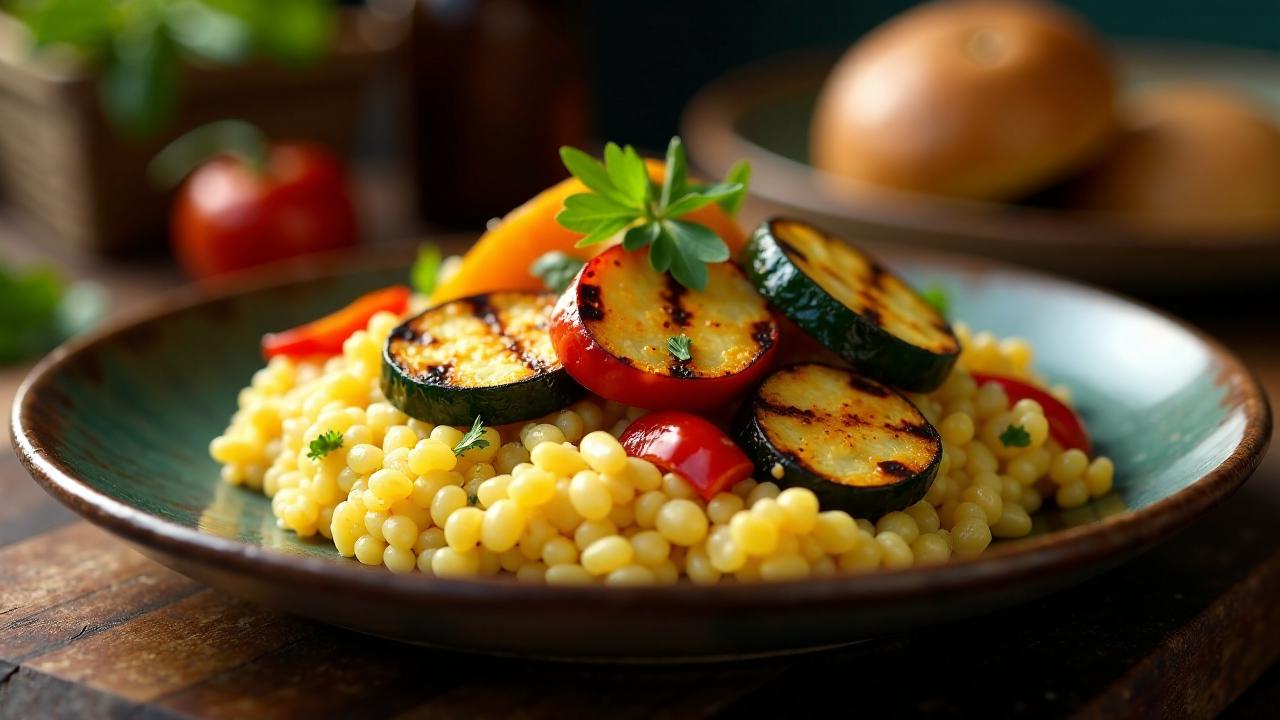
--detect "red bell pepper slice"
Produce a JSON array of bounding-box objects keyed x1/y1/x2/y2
[
  {"x1": 262, "y1": 285, "x2": 411, "y2": 359},
  {"x1": 970, "y1": 372, "x2": 1092, "y2": 453},
  {"x1": 619, "y1": 411, "x2": 754, "y2": 501}
]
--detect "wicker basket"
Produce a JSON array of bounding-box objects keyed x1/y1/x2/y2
[{"x1": 0, "y1": 10, "x2": 401, "y2": 257}]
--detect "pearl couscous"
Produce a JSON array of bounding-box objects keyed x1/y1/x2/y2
[{"x1": 211, "y1": 308, "x2": 1114, "y2": 585}]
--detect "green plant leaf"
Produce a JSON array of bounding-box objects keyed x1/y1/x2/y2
[
  {"x1": 560, "y1": 192, "x2": 639, "y2": 223},
  {"x1": 165, "y1": 0, "x2": 253, "y2": 64},
  {"x1": 148, "y1": 119, "x2": 269, "y2": 188},
  {"x1": 660, "y1": 136, "x2": 688, "y2": 209},
  {"x1": 14, "y1": 0, "x2": 117, "y2": 50},
  {"x1": 246, "y1": 0, "x2": 334, "y2": 66},
  {"x1": 411, "y1": 244, "x2": 442, "y2": 296},
  {"x1": 530, "y1": 251, "x2": 585, "y2": 293},
  {"x1": 999, "y1": 424, "x2": 1031, "y2": 448},
  {"x1": 603, "y1": 142, "x2": 649, "y2": 206},
  {"x1": 668, "y1": 244, "x2": 708, "y2": 292},
  {"x1": 573, "y1": 217, "x2": 631, "y2": 248},
  {"x1": 920, "y1": 284, "x2": 950, "y2": 319},
  {"x1": 719, "y1": 160, "x2": 752, "y2": 216},
  {"x1": 453, "y1": 416, "x2": 491, "y2": 456},
  {"x1": 649, "y1": 230, "x2": 676, "y2": 273},
  {"x1": 101, "y1": 21, "x2": 182, "y2": 137},
  {"x1": 560, "y1": 147, "x2": 632, "y2": 206},
  {"x1": 666, "y1": 220, "x2": 729, "y2": 262},
  {"x1": 622, "y1": 223, "x2": 659, "y2": 251},
  {"x1": 667, "y1": 333, "x2": 692, "y2": 361},
  {"x1": 307, "y1": 429, "x2": 343, "y2": 460}
]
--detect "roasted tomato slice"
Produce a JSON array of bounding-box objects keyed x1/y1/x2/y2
[
  {"x1": 549, "y1": 245, "x2": 778, "y2": 411},
  {"x1": 970, "y1": 372, "x2": 1092, "y2": 453},
  {"x1": 620, "y1": 411, "x2": 754, "y2": 501}
]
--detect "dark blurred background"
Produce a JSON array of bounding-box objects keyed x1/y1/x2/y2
[{"x1": 588, "y1": 0, "x2": 1280, "y2": 148}]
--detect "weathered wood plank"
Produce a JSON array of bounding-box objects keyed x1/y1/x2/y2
[
  {"x1": 0, "y1": 524, "x2": 159, "y2": 631},
  {"x1": 26, "y1": 590, "x2": 312, "y2": 703},
  {"x1": 0, "y1": 659, "x2": 146, "y2": 720},
  {"x1": 154, "y1": 631, "x2": 472, "y2": 720}
]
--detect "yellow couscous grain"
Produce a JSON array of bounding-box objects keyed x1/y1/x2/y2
[{"x1": 212, "y1": 313, "x2": 1116, "y2": 584}]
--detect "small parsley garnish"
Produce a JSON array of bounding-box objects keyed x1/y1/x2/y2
[
  {"x1": 920, "y1": 284, "x2": 950, "y2": 319},
  {"x1": 667, "y1": 333, "x2": 692, "y2": 361},
  {"x1": 411, "y1": 243, "x2": 442, "y2": 296},
  {"x1": 530, "y1": 251, "x2": 586, "y2": 293},
  {"x1": 307, "y1": 429, "x2": 344, "y2": 460},
  {"x1": 452, "y1": 416, "x2": 491, "y2": 457},
  {"x1": 999, "y1": 424, "x2": 1031, "y2": 448},
  {"x1": 555, "y1": 137, "x2": 749, "y2": 291}
]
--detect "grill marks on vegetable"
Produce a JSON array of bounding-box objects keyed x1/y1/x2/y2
[
  {"x1": 383, "y1": 291, "x2": 584, "y2": 426},
  {"x1": 733, "y1": 363, "x2": 942, "y2": 517},
  {"x1": 577, "y1": 245, "x2": 778, "y2": 379},
  {"x1": 744, "y1": 219, "x2": 960, "y2": 392}
]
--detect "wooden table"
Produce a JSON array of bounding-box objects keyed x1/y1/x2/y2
[{"x1": 2, "y1": 224, "x2": 1278, "y2": 719}]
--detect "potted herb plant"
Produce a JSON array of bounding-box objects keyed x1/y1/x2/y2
[{"x1": 0, "y1": 0, "x2": 403, "y2": 256}]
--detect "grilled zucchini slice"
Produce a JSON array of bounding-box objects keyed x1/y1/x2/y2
[
  {"x1": 382, "y1": 291, "x2": 583, "y2": 425},
  {"x1": 733, "y1": 363, "x2": 941, "y2": 518},
  {"x1": 743, "y1": 218, "x2": 960, "y2": 392}
]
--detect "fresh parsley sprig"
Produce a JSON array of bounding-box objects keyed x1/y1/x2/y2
[
  {"x1": 453, "y1": 416, "x2": 491, "y2": 457},
  {"x1": 555, "y1": 137, "x2": 749, "y2": 291},
  {"x1": 411, "y1": 243, "x2": 442, "y2": 296},
  {"x1": 530, "y1": 251, "x2": 586, "y2": 293},
  {"x1": 999, "y1": 424, "x2": 1031, "y2": 448},
  {"x1": 667, "y1": 334, "x2": 692, "y2": 361},
  {"x1": 307, "y1": 429, "x2": 344, "y2": 460}
]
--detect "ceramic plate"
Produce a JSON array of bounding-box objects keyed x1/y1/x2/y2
[
  {"x1": 11, "y1": 250, "x2": 1270, "y2": 659},
  {"x1": 682, "y1": 42, "x2": 1280, "y2": 290}
]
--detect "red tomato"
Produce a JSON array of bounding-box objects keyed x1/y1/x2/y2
[
  {"x1": 548, "y1": 248, "x2": 779, "y2": 411},
  {"x1": 171, "y1": 143, "x2": 358, "y2": 279},
  {"x1": 970, "y1": 372, "x2": 1092, "y2": 453},
  {"x1": 620, "y1": 411, "x2": 754, "y2": 501},
  {"x1": 262, "y1": 285, "x2": 411, "y2": 360}
]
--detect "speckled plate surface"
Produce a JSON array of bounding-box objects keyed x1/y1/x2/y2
[
  {"x1": 682, "y1": 41, "x2": 1280, "y2": 290},
  {"x1": 11, "y1": 249, "x2": 1271, "y2": 659}
]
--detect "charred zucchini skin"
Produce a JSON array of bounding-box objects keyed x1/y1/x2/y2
[
  {"x1": 381, "y1": 358, "x2": 583, "y2": 427},
  {"x1": 742, "y1": 219, "x2": 958, "y2": 392},
  {"x1": 731, "y1": 365, "x2": 941, "y2": 518},
  {"x1": 381, "y1": 292, "x2": 584, "y2": 426}
]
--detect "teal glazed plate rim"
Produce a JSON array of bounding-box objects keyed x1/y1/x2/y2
[{"x1": 10, "y1": 248, "x2": 1273, "y2": 659}]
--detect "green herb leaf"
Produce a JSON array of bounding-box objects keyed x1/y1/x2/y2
[
  {"x1": 667, "y1": 334, "x2": 692, "y2": 361},
  {"x1": 307, "y1": 429, "x2": 344, "y2": 460},
  {"x1": 554, "y1": 136, "x2": 752, "y2": 291},
  {"x1": 660, "y1": 137, "x2": 688, "y2": 208},
  {"x1": 622, "y1": 223, "x2": 659, "y2": 251},
  {"x1": 603, "y1": 142, "x2": 648, "y2": 205},
  {"x1": 559, "y1": 147, "x2": 631, "y2": 206},
  {"x1": 920, "y1": 284, "x2": 951, "y2": 319},
  {"x1": 453, "y1": 416, "x2": 491, "y2": 457},
  {"x1": 411, "y1": 243, "x2": 443, "y2": 296},
  {"x1": 999, "y1": 424, "x2": 1031, "y2": 448},
  {"x1": 719, "y1": 160, "x2": 752, "y2": 216},
  {"x1": 148, "y1": 119, "x2": 269, "y2": 188},
  {"x1": 667, "y1": 220, "x2": 730, "y2": 263},
  {"x1": 530, "y1": 251, "x2": 585, "y2": 293},
  {"x1": 649, "y1": 230, "x2": 676, "y2": 273}
]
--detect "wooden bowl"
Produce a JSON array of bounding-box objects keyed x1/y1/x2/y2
[{"x1": 682, "y1": 42, "x2": 1280, "y2": 291}]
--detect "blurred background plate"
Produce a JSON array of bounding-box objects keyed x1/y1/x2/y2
[{"x1": 683, "y1": 41, "x2": 1280, "y2": 291}]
